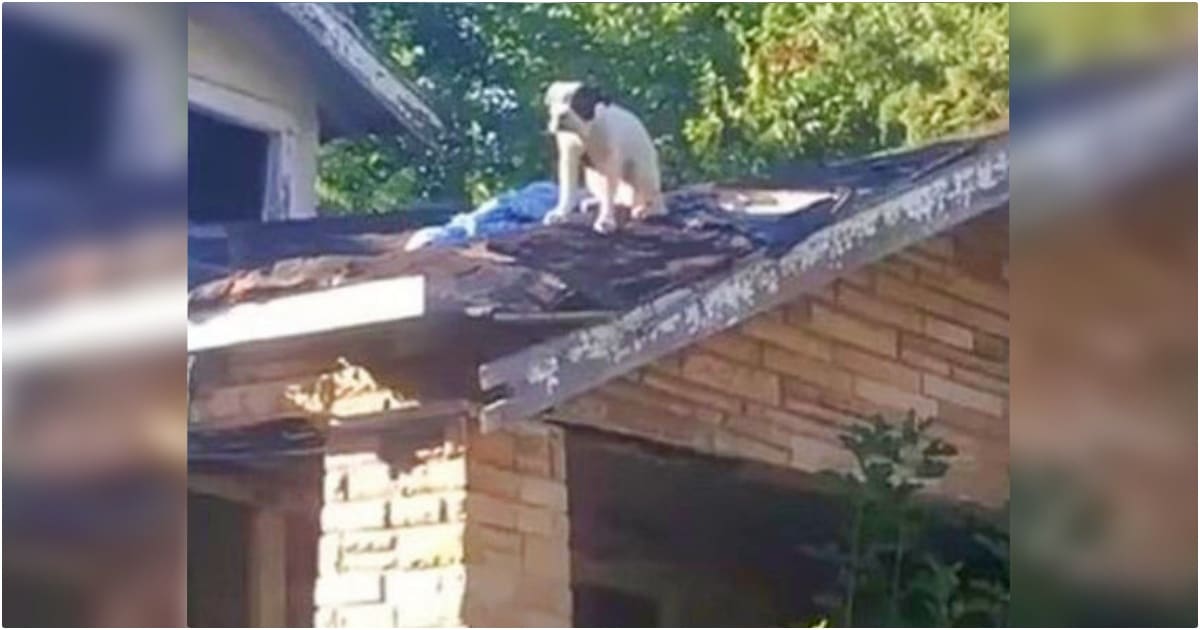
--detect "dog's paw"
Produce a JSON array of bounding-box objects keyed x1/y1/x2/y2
[
  {"x1": 631, "y1": 200, "x2": 667, "y2": 221},
  {"x1": 592, "y1": 215, "x2": 619, "y2": 234},
  {"x1": 543, "y1": 208, "x2": 571, "y2": 226}
]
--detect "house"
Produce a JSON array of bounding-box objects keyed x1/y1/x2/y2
[{"x1": 187, "y1": 130, "x2": 1010, "y2": 626}]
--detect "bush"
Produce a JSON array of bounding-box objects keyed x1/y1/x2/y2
[{"x1": 805, "y1": 413, "x2": 1009, "y2": 627}]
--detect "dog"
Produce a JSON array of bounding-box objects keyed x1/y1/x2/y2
[{"x1": 542, "y1": 81, "x2": 665, "y2": 234}]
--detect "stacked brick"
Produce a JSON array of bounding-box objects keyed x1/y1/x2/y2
[
  {"x1": 461, "y1": 423, "x2": 571, "y2": 627},
  {"x1": 554, "y1": 213, "x2": 1009, "y2": 506},
  {"x1": 315, "y1": 420, "x2": 571, "y2": 627}
]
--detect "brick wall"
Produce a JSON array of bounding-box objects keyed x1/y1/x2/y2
[
  {"x1": 315, "y1": 418, "x2": 571, "y2": 627},
  {"x1": 554, "y1": 211, "x2": 1009, "y2": 506}
]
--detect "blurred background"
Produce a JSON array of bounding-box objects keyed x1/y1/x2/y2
[
  {"x1": 3, "y1": 4, "x2": 187, "y2": 627},
  {"x1": 1009, "y1": 3, "x2": 1197, "y2": 625},
  {"x1": 1, "y1": 2, "x2": 1196, "y2": 627}
]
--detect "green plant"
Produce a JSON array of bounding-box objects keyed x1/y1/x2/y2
[{"x1": 808, "y1": 412, "x2": 1008, "y2": 627}]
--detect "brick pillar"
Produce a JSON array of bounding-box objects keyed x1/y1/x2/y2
[
  {"x1": 462, "y1": 422, "x2": 571, "y2": 627},
  {"x1": 315, "y1": 418, "x2": 571, "y2": 628}
]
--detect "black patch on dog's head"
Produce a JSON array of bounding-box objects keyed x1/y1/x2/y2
[{"x1": 568, "y1": 85, "x2": 609, "y2": 121}]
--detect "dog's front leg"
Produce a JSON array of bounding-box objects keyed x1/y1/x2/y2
[
  {"x1": 593, "y1": 171, "x2": 619, "y2": 234},
  {"x1": 544, "y1": 135, "x2": 583, "y2": 226}
]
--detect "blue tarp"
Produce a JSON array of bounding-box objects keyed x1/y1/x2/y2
[
  {"x1": 406, "y1": 181, "x2": 573, "y2": 250},
  {"x1": 403, "y1": 178, "x2": 847, "y2": 254}
]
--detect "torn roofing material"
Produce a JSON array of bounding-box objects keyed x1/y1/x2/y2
[{"x1": 189, "y1": 134, "x2": 1002, "y2": 334}]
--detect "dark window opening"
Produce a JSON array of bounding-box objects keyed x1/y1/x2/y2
[
  {"x1": 188, "y1": 108, "x2": 269, "y2": 224},
  {"x1": 575, "y1": 585, "x2": 660, "y2": 628},
  {"x1": 186, "y1": 492, "x2": 250, "y2": 628},
  {"x1": 3, "y1": 14, "x2": 118, "y2": 174}
]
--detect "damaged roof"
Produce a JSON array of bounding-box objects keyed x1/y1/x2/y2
[
  {"x1": 188, "y1": 130, "x2": 1009, "y2": 426},
  {"x1": 190, "y1": 133, "x2": 1003, "y2": 319}
]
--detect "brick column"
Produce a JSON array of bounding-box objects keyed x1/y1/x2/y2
[
  {"x1": 315, "y1": 418, "x2": 571, "y2": 627},
  {"x1": 462, "y1": 422, "x2": 571, "y2": 627}
]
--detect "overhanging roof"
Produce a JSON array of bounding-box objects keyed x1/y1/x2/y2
[{"x1": 241, "y1": 3, "x2": 444, "y2": 143}]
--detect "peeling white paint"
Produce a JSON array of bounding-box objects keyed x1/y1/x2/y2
[
  {"x1": 782, "y1": 148, "x2": 1008, "y2": 277},
  {"x1": 527, "y1": 355, "x2": 561, "y2": 395},
  {"x1": 565, "y1": 321, "x2": 625, "y2": 363}
]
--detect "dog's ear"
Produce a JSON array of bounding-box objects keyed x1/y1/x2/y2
[{"x1": 569, "y1": 85, "x2": 608, "y2": 121}]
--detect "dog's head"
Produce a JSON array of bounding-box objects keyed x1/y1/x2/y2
[{"x1": 545, "y1": 81, "x2": 609, "y2": 135}]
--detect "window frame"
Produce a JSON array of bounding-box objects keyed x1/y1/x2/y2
[{"x1": 187, "y1": 76, "x2": 298, "y2": 222}]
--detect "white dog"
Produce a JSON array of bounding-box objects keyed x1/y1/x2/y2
[{"x1": 542, "y1": 81, "x2": 665, "y2": 234}]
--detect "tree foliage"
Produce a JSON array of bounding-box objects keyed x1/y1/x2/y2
[{"x1": 319, "y1": 3, "x2": 1008, "y2": 213}]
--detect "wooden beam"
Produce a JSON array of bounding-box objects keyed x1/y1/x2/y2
[
  {"x1": 188, "y1": 275, "x2": 425, "y2": 352},
  {"x1": 479, "y1": 137, "x2": 1009, "y2": 429},
  {"x1": 248, "y1": 509, "x2": 287, "y2": 628},
  {"x1": 187, "y1": 76, "x2": 298, "y2": 135}
]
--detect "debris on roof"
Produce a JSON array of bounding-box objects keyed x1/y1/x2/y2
[{"x1": 188, "y1": 133, "x2": 1005, "y2": 333}]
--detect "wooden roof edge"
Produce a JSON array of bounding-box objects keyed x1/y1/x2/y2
[
  {"x1": 187, "y1": 275, "x2": 427, "y2": 353},
  {"x1": 477, "y1": 137, "x2": 1010, "y2": 431},
  {"x1": 275, "y1": 3, "x2": 444, "y2": 144}
]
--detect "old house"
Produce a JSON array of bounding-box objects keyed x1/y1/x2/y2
[{"x1": 187, "y1": 129, "x2": 1010, "y2": 626}]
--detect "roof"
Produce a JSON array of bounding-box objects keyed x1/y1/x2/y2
[
  {"x1": 187, "y1": 206, "x2": 458, "y2": 288},
  {"x1": 188, "y1": 131, "x2": 1009, "y2": 425},
  {"x1": 235, "y1": 3, "x2": 444, "y2": 143}
]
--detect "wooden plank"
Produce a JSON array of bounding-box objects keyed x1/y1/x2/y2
[
  {"x1": 248, "y1": 509, "x2": 287, "y2": 628},
  {"x1": 188, "y1": 275, "x2": 425, "y2": 352},
  {"x1": 479, "y1": 138, "x2": 1009, "y2": 430},
  {"x1": 187, "y1": 76, "x2": 297, "y2": 135}
]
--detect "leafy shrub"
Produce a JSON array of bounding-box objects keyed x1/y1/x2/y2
[{"x1": 805, "y1": 413, "x2": 1009, "y2": 627}]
